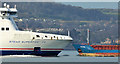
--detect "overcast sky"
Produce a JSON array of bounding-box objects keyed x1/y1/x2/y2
[
  {"x1": 54, "y1": 0, "x2": 119, "y2": 2},
  {"x1": 61, "y1": 2, "x2": 118, "y2": 9},
  {"x1": 0, "y1": 0, "x2": 120, "y2": 2}
]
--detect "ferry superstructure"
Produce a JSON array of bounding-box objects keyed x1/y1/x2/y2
[{"x1": 0, "y1": 3, "x2": 73, "y2": 56}]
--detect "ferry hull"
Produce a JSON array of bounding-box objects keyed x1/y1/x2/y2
[
  {"x1": 0, "y1": 50, "x2": 61, "y2": 56},
  {"x1": 0, "y1": 40, "x2": 71, "y2": 56},
  {"x1": 0, "y1": 36, "x2": 72, "y2": 56}
]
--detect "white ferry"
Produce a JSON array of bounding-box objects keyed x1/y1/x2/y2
[{"x1": 0, "y1": 3, "x2": 73, "y2": 56}]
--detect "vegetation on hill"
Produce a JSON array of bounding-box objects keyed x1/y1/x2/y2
[{"x1": 8, "y1": 2, "x2": 117, "y2": 21}]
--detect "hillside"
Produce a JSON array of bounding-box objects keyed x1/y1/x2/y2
[
  {"x1": 4, "y1": 2, "x2": 118, "y2": 47},
  {"x1": 7, "y1": 2, "x2": 117, "y2": 21}
]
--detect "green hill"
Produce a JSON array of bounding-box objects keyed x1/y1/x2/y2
[{"x1": 7, "y1": 2, "x2": 117, "y2": 21}]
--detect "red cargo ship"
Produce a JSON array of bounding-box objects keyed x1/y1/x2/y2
[
  {"x1": 75, "y1": 29, "x2": 119, "y2": 57},
  {"x1": 78, "y1": 43, "x2": 119, "y2": 53}
]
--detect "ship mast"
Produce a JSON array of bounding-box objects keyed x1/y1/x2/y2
[
  {"x1": 68, "y1": 30, "x2": 70, "y2": 36},
  {"x1": 87, "y1": 29, "x2": 90, "y2": 45}
]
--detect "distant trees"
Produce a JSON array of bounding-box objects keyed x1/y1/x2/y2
[{"x1": 8, "y1": 2, "x2": 117, "y2": 21}]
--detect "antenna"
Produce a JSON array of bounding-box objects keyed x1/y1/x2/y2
[
  {"x1": 87, "y1": 29, "x2": 90, "y2": 45},
  {"x1": 7, "y1": 5, "x2": 10, "y2": 8},
  {"x1": 68, "y1": 30, "x2": 70, "y2": 36},
  {"x1": 14, "y1": 5, "x2": 16, "y2": 9},
  {"x1": 4, "y1": 3, "x2": 6, "y2": 7}
]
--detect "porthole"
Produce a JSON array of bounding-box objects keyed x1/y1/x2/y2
[
  {"x1": 6, "y1": 28, "x2": 9, "y2": 31},
  {"x1": 1, "y1": 28, "x2": 4, "y2": 31},
  {"x1": 45, "y1": 36, "x2": 47, "y2": 38},
  {"x1": 36, "y1": 35, "x2": 40, "y2": 37}
]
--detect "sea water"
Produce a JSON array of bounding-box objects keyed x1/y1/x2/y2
[{"x1": 1, "y1": 50, "x2": 118, "y2": 62}]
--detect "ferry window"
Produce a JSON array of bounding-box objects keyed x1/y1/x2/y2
[
  {"x1": 1, "y1": 11, "x2": 7, "y2": 16},
  {"x1": 3, "y1": 14, "x2": 5, "y2": 16},
  {"x1": 54, "y1": 36, "x2": 55, "y2": 38},
  {"x1": 6, "y1": 28, "x2": 9, "y2": 31},
  {"x1": 1, "y1": 11, "x2": 17, "y2": 15},
  {"x1": 36, "y1": 35, "x2": 40, "y2": 37},
  {"x1": 1, "y1": 28, "x2": 4, "y2": 31},
  {"x1": 9, "y1": 12, "x2": 17, "y2": 15},
  {"x1": 33, "y1": 37, "x2": 35, "y2": 40},
  {"x1": 45, "y1": 36, "x2": 47, "y2": 38},
  {"x1": 1, "y1": 11, "x2": 5, "y2": 13}
]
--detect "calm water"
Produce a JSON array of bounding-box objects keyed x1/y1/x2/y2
[{"x1": 1, "y1": 51, "x2": 118, "y2": 62}]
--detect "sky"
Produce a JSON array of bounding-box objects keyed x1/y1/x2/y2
[
  {"x1": 61, "y1": 2, "x2": 118, "y2": 9},
  {"x1": 0, "y1": 0, "x2": 119, "y2": 9},
  {"x1": 0, "y1": 0, "x2": 120, "y2": 2},
  {"x1": 54, "y1": 0, "x2": 120, "y2": 2}
]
